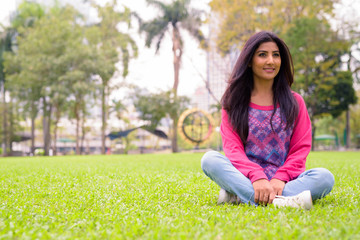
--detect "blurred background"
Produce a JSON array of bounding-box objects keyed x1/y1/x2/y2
[{"x1": 0, "y1": 0, "x2": 360, "y2": 156}]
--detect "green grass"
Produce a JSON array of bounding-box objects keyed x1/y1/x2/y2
[{"x1": 0, "y1": 152, "x2": 359, "y2": 239}]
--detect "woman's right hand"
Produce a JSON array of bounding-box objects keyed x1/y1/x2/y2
[{"x1": 252, "y1": 179, "x2": 276, "y2": 205}]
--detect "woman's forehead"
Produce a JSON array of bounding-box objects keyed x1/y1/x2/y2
[{"x1": 256, "y1": 42, "x2": 279, "y2": 52}]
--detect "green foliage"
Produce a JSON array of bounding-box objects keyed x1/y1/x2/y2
[
  {"x1": 140, "y1": 0, "x2": 207, "y2": 52},
  {"x1": 284, "y1": 18, "x2": 356, "y2": 120},
  {"x1": 2, "y1": 1, "x2": 138, "y2": 155},
  {"x1": 0, "y1": 152, "x2": 359, "y2": 238},
  {"x1": 133, "y1": 88, "x2": 190, "y2": 130},
  {"x1": 348, "y1": 90, "x2": 360, "y2": 146},
  {"x1": 316, "y1": 71, "x2": 357, "y2": 118},
  {"x1": 87, "y1": 1, "x2": 138, "y2": 80},
  {"x1": 210, "y1": 0, "x2": 337, "y2": 54},
  {"x1": 34, "y1": 148, "x2": 45, "y2": 156},
  {"x1": 4, "y1": 5, "x2": 89, "y2": 155},
  {"x1": 10, "y1": 1, "x2": 45, "y2": 29},
  {"x1": 85, "y1": 0, "x2": 138, "y2": 154},
  {"x1": 0, "y1": 29, "x2": 14, "y2": 84}
]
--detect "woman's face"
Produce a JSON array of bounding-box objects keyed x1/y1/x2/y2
[{"x1": 251, "y1": 41, "x2": 281, "y2": 83}]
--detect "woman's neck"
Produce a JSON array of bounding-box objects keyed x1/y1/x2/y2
[{"x1": 251, "y1": 82, "x2": 273, "y2": 106}]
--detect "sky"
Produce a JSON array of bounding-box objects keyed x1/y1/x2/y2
[{"x1": 0, "y1": 0, "x2": 210, "y2": 97}]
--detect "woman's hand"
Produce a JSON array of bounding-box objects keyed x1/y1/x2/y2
[
  {"x1": 269, "y1": 178, "x2": 285, "y2": 196},
  {"x1": 252, "y1": 179, "x2": 275, "y2": 205}
]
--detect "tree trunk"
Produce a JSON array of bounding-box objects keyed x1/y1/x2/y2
[
  {"x1": 30, "y1": 101, "x2": 36, "y2": 155},
  {"x1": 52, "y1": 105, "x2": 61, "y2": 156},
  {"x1": 346, "y1": 110, "x2": 351, "y2": 149},
  {"x1": 42, "y1": 98, "x2": 52, "y2": 156},
  {"x1": 124, "y1": 137, "x2": 129, "y2": 154},
  {"x1": 311, "y1": 122, "x2": 316, "y2": 151},
  {"x1": 53, "y1": 121, "x2": 58, "y2": 156},
  {"x1": 101, "y1": 86, "x2": 107, "y2": 154},
  {"x1": 1, "y1": 81, "x2": 7, "y2": 156},
  {"x1": 75, "y1": 101, "x2": 80, "y2": 155},
  {"x1": 171, "y1": 26, "x2": 182, "y2": 153},
  {"x1": 43, "y1": 115, "x2": 51, "y2": 156},
  {"x1": 172, "y1": 27, "x2": 182, "y2": 96},
  {"x1": 53, "y1": 122, "x2": 58, "y2": 156},
  {"x1": 80, "y1": 116, "x2": 85, "y2": 155},
  {"x1": 171, "y1": 117, "x2": 178, "y2": 153},
  {"x1": 9, "y1": 98, "x2": 14, "y2": 154}
]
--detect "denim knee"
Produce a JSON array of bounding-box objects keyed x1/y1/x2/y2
[
  {"x1": 310, "y1": 168, "x2": 335, "y2": 197},
  {"x1": 201, "y1": 150, "x2": 221, "y2": 174},
  {"x1": 315, "y1": 168, "x2": 335, "y2": 190}
]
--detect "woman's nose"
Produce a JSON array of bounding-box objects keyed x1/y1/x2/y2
[{"x1": 266, "y1": 56, "x2": 274, "y2": 64}]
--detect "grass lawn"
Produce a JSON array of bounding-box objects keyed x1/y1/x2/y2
[{"x1": 0, "y1": 151, "x2": 359, "y2": 239}]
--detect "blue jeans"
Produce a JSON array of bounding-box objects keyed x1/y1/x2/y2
[{"x1": 201, "y1": 151, "x2": 335, "y2": 205}]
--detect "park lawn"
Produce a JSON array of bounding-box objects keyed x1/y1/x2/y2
[{"x1": 0, "y1": 152, "x2": 359, "y2": 239}]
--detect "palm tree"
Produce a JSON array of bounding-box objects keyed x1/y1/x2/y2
[{"x1": 140, "y1": 0, "x2": 207, "y2": 152}]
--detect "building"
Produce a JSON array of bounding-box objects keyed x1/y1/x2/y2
[{"x1": 191, "y1": 13, "x2": 239, "y2": 113}]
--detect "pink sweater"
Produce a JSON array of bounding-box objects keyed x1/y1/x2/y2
[{"x1": 221, "y1": 92, "x2": 312, "y2": 183}]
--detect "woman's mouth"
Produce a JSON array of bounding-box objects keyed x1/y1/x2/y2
[{"x1": 264, "y1": 68, "x2": 275, "y2": 72}]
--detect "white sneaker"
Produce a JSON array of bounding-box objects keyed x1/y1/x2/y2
[
  {"x1": 273, "y1": 190, "x2": 313, "y2": 210},
  {"x1": 217, "y1": 188, "x2": 241, "y2": 205}
]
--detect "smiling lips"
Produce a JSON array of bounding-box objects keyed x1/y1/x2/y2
[{"x1": 264, "y1": 67, "x2": 275, "y2": 72}]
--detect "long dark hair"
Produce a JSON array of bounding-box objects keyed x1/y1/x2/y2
[{"x1": 221, "y1": 31, "x2": 298, "y2": 145}]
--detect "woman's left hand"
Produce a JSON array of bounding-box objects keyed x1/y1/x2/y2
[{"x1": 270, "y1": 179, "x2": 285, "y2": 196}]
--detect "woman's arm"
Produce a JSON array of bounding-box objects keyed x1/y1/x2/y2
[
  {"x1": 221, "y1": 109, "x2": 268, "y2": 183},
  {"x1": 272, "y1": 93, "x2": 312, "y2": 182}
]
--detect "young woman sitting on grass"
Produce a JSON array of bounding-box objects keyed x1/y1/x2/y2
[{"x1": 201, "y1": 31, "x2": 334, "y2": 210}]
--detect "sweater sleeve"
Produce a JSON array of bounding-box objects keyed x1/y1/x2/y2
[
  {"x1": 272, "y1": 92, "x2": 312, "y2": 182},
  {"x1": 221, "y1": 109, "x2": 268, "y2": 183}
]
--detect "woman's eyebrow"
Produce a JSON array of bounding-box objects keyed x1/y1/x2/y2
[{"x1": 256, "y1": 50, "x2": 280, "y2": 53}]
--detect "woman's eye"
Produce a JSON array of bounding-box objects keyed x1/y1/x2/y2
[
  {"x1": 274, "y1": 53, "x2": 280, "y2": 57},
  {"x1": 259, "y1": 53, "x2": 266, "y2": 57}
]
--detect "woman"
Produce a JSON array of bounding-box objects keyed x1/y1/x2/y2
[{"x1": 201, "y1": 31, "x2": 334, "y2": 210}]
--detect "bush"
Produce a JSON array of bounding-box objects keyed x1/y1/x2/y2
[{"x1": 34, "y1": 148, "x2": 45, "y2": 156}]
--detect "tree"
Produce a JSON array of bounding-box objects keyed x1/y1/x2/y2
[
  {"x1": 58, "y1": 23, "x2": 99, "y2": 155},
  {"x1": 282, "y1": 18, "x2": 357, "y2": 148},
  {"x1": 2, "y1": 1, "x2": 46, "y2": 156},
  {"x1": 0, "y1": 28, "x2": 14, "y2": 156},
  {"x1": 4, "y1": 6, "x2": 90, "y2": 155},
  {"x1": 139, "y1": 0, "x2": 206, "y2": 152},
  {"x1": 86, "y1": 0, "x2": 138, "y2": 154},
  {"x1": 209, "y1": 0, "x2": 337, "y2": 54},
  {"x1": 285, "y1": 20, "x2": 356, "y2": 113},
  {"x1": 133, "y1": 88, "x2": 190, "y2": 150},
  {"x1": 334, "y1": 5, "x2": 360, "y2": 148}
]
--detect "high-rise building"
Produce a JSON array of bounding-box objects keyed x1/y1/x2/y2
[{"x1": 192, "y1": 13, "x2": 239, "y2": 113}]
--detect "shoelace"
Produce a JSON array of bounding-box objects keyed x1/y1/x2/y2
[{"x1": 274, "y1": 195, "x2": 301, "y2": 208}]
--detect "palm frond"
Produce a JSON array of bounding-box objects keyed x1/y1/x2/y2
[
  {"x1": 131, "y1": 11, "x2": 143, "y2": 30},
  {"x1": 146, "y1": 0, "x2": 168, "y2": 13},
  {"x1": 118, "y1": 31, "x2": 139, "y2": 77},
  {"x1": 180, "y1": 9, "x2": 208, "y2": 49},
  {"x1": 155, "y1": 29, "x2": 167, "y2": 53},
  {"x1": 141, "y1": 19, "x2": 169, "y2": 48},
  {"x1": 141, "y1": 0, "x2": 206, "y2": 52}
]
